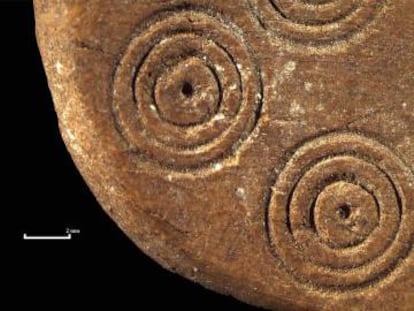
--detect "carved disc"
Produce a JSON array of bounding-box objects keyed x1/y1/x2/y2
[{"x1": 34, "y1": 1, "x2": 414, "y2": 310}]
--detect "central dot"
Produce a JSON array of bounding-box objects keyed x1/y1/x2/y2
[
  {"x1": 181, "y1": 81, "x2": 194, "y2": 98},
  {"x1": 154, "y1": 57, "x2": 220, "y2": 126},
  {"x1": 314, "y1": 181, "x2": 380, "y2": 248},
  {"x1": 337, "y1": 204, "x2": 351, "y2": 219}
]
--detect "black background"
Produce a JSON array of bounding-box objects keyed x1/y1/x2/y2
[{"x1": 7, "y1": 1, "x2": 262, "y2": 308}]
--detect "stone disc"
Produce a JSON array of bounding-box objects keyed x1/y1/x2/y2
[{"x1": 34, "y1": 1, "x2": 414, "y2": 310}]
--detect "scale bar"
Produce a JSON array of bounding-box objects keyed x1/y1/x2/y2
[{"x1": 23, "y1": 233, "x2": 72, "y2": 240}]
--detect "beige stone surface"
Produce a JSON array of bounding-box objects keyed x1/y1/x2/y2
[{"x1": 34, "y1": 1, "x2": 414, "y2": 310}]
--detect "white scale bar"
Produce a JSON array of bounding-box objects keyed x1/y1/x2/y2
[{"x1": 23, "y1": 233, "x2": 72, "y2": 240}]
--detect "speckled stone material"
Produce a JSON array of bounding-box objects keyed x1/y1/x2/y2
[{"x1": 34, "y1": 1, "x2": 414, "y2": 310}]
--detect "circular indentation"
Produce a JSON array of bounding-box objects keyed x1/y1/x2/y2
[
  {"x1": 154, "y1": 58, "x2": 220, "y2": 126},
  {"x1": 267, "y1": 133, "x2": 414, "y2": 290},
  {"x1": 337, "y1": 204, "x2": 351, "y2": 220},
  {"x1": 249, "y1": 0, "x2": 386, "y2": 49},
  {"x1": 112, "y1": 10, "x2": 263, "y2": 170},
  {"x1": 314, "y1": 181, "x2": 379, "y2": 248},
  {"x1": 181, "y1": 82, "x2": 194, "y2": 98}
]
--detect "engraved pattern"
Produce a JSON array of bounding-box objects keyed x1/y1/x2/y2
[
  {"x1": 112, "y1": 10, "x2": 263, "y2": 170},
  {"x1": 37, "y1": 0, "x2": 414, "y2": 308},
  {"x1": 267, "y1": 133, "x2": 414, "y2": 290},
  {"x1": 249, "y1": 0, "x2": 386, "y2": 50}
]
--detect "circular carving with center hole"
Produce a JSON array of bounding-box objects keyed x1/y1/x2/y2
[
  {"x1": 112, "y1": 10, "x2": 263, "y2": 170},
  {"x1": 267, "y1": 132, "x2": 414, "y2": 290}
]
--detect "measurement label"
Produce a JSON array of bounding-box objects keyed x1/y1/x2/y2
[{"x1": 23, "y1": 228, "x2": 80, "y2": 240}]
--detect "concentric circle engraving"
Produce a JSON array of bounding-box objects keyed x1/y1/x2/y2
[
  {"x1": 249, "y1": 0, "x2": 386, "y2": 49},
  {"x1": 112, "y1": 10, "x2": 263, "y2": 170},
  {"x1": 267, "y1": 133, "x2": 414, "y2": 290}
]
